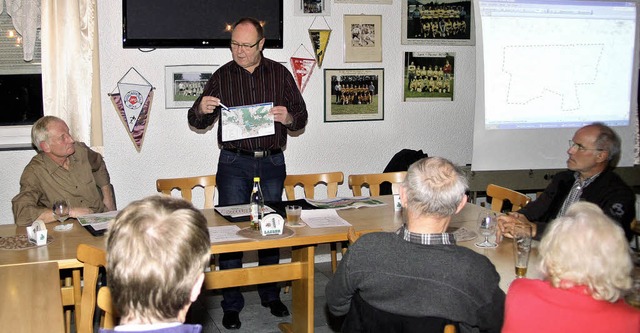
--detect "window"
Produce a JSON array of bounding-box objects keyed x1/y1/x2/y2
[{"x1": 0, "y1": 11, "x2": 43, "y2": 149}]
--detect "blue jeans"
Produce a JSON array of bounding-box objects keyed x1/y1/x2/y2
[{"x1": 216, "y1": 149, "x2": 286, "y2": 313}]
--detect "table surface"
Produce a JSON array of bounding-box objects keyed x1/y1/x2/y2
[
  {"x1": 0, "y1": 262, "x2": 65, "y2": 333},
  {"x1": 0, "y1": 197, "x2": 542, "y2": 289}
]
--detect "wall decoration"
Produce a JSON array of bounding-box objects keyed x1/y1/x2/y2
[
  {"x1": 108, "y1": 67, "x2": 155, "y2": 152},
  {"x1": 343, "y1": 15, "x2": 382, "y2": 63},
  {"x1": 401, "y1": 0, "x2": 474, "y2": 46},
  {"x1": 404, "y1": 52, "x2": 455, "y2": 102},
  {"x1": 295, "y1": 0, "x2": 331, "y2": 16},
  {"x1": 308, "y1": 17, "x2": 332, "y2": 67},
  {"x1": 324, "y1": 68, "x2": 384, "y2": 122},
  {"x1": 165, "y1": 65, "x2": 218, "y2": 109}
]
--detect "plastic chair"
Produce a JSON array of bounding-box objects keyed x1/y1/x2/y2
[
  {"x1": 284, "y1": 172, "x2": 344, "y2": 273},
  {"x1": 156, "y1": 174, "x2": 217, "y2": 209},
  {"x1": 486, "y1": 184, "x2": 530, "y2": 213},
  {"x1": 348, "y1": 171, "x2": 407, "y2": 197}
]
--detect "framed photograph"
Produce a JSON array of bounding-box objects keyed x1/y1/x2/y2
[
  {"x1": 335, "y1": 0, "x2": 391, "y2": 3},
  {"x1": 294, "y1": 0, "x2": 331, "y2": 16},
  {"x1": 343, "y1": 15, "x2": 382, "y2": 63},
  {"x1": 401, "y1": 0, "x2": 474, "y2": 46},
  {"x1": 165, "y1": 65, "x2": 218, "y2": 109},
  {"x1": 324, "y1": 68, "x2": 384, "y2": 122},
  {"x1": 403, "y1": 52, "x2": 455, "y2": 102}
]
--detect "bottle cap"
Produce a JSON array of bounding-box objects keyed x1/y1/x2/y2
[{"x1": 253, "y1": 177, "x2": 260, "y2": 182}]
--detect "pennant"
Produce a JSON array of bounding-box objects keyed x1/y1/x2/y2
[
  {"x1": 116, "y1": 83, "x2": 152, "y2": 132},
  {"x1": 308, "y1": 29, "x2": 331, "y2": 67},
  {"x1": 289, "y1": 57, "x2": 316, "y2": 93},
  {"x1": 109, "y1": 90, "x2": 153, "y2": 152}
]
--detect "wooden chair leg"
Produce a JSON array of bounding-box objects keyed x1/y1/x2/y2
[
  {"x1": 330, "y1": 243, "x2": 338, "y2": 273},
  {"x1": 63, "y1": 277, "x2": 72, "y2": 333}
]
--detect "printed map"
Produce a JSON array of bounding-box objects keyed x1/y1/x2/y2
[{"x1": 222, "y1": 102, "x2": 275, "y2": 142}]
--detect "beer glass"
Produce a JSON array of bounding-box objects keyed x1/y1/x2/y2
[
  {"x1": 512, "y1": 224, "x2": 532, "y2": 278},
  {"x1": 475, "y1": 211, "x2": 498, "y2": 248}
]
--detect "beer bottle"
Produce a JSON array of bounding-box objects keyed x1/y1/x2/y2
[{"x1": 250, "y1": 177, "x2": 264, "y2": 230}]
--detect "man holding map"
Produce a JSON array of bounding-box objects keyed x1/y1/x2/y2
[{"x1": 187, "y1": 17, "x2": 308, "y2": 330}]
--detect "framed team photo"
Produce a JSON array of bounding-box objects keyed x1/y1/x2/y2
[
  {"x1": 343, "y1": 15, "x2": 383, "y2": 63},
  {"x1": 324, "y1": 68, "x2": 384, "y2": 122},
  {"x1": 294, "y1": 0, "x2": 331, "y2": 16},
  {"x1": 165, "y1": 65, "x2": 218, "y2": 109},
  {"x1": 401, "y1": 0, "x2": 474, "y2": 46},
  {"x1": 403, "y1": 52, "x2": 455, "y2": 102}
]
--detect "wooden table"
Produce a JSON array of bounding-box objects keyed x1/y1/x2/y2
[
  {"x1": 0, "y1": 262, "x2": 65, "y2": 333},
  {"x1": 0, "y1": 197, "x2": 541, "y2": 332}
]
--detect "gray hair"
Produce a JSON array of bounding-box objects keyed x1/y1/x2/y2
[
  {"x1": 31, "y1": 116, "x2": 64, "y2": 151},
  {"x1": 589, "y1": 122, "x2": 621, "y2": 163},
  {"x1": 402, "y1": 157, "x2": 468, "y2": 217}
]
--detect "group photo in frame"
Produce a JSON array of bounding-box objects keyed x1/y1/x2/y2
[
  {"x1": 334, "y1": 0, "x2": 391, "y2": 3},
  {"x1": 401, "y1": 0, "x2": 474, "y2": 46},
  {"x1": 165, "y1": 65, "x2": 218, "y2": 109},
  {"x1": 324, "y1": 68, "x2": 384, "y2": 122},
  {"x1": 294, "y1": 0, "x2": 331, "y2": 16},
  {"x1": 343, "y1": 15, "x2": 383, "y2": 63},
  {"x1": 404, "y1": 52, "x2": 455, "y2": 102}
]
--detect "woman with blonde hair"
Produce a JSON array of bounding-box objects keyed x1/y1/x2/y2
[{"x1": 503, "y1": 201, "x2": 639, "y2": 332}]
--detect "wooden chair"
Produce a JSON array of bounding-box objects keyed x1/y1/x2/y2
[
  {"x1": 75, "y1": 244, "x2": 108, "y2": 333},
  {"x1": 97, "y1": 286, "x2": 117, "y2": 329},
  {"x1": 156, "y1": 174, "x2": 217, "y2": 209},
  {"x1": 486, "y1": 184, "x2": 530, "y2": 213},
  {"x1": 346, "y1": 226, "x2": 383, "y2": 245},
  {"x1": 348, "y1": 171, "x2": 407, "y2": 197},
  {"x1": 283, "y1": 172, "x2": 344, "y2": 273}
]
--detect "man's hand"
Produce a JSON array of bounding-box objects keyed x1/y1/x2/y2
[
  {"x1": 270, "y1": 106, "x2": 292, "y2": 125},
  {"x1": 199, "y1": 96, "x2": 224, "y2": 114},
  {"x1": 497, "y1": 212, "x2": 535, "y2": 239}
]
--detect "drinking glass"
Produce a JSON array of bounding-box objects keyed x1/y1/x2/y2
[
  {"x1": 512, "y1": 224, "x2": 533, "y2": 278},
  {"x1": 475, "y1": 211, "x2": 498, "y2": 248},
  {"x1": 52, "y1": 200, "x2": 70, "y2": 226},
  {"x1": 285, "y1": 205, "x2": 304, "y2": 227}
]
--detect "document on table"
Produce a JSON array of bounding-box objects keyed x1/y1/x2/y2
[
  {"x1": 208, "y1": 225, "x2": 247, "y2": 243},
  {"x1": 301, "y1": 209, "x2": 351, "y2": 228}
]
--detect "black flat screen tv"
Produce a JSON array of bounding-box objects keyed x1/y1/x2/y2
[{"x1": 122, "y1": 0, "x2": 284, "y2": 49}]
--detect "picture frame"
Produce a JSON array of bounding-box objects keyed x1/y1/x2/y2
[
  {"x1": 294, "y1": 0, "x2": 331, "y2": 16},
  {"x1": 343, "y1": 15, "x2": 382, "y2": 63},
  {"x1": 165, "y1": 65, "x2": 218, "y2": 109},
  {"x1": 334, "y1": 0, "x2": 391, "y2": 3},
  {"x1": 401, "y1": 0, "x2": 474, "y2": 46},
  {"x1": 324, "y1": 68, "x2": 384, "y2": 122},
  {"x1": 403, "y1": 52, "x2": 455, "y2": 102}
]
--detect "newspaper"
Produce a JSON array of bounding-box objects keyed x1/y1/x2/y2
[{"x1": 305, "y1": 197, "x2": 386, "y2": 210}]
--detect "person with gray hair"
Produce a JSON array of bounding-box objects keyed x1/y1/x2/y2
[
  {"x1": 99, "y1": 195, "x2": 211, "y2": 333},
  {"x1": 326, "y1": 157, "x2": 505, "y2": 333},
  {"x1": 502, "y1": 201, "x2": 640, "y2": 333},
  {"x1": 11, "y1": 115, "x2": 116, "y2": 226},
  {"x1": 498, "y1": 122, "x2": 635, "y2": 240}
]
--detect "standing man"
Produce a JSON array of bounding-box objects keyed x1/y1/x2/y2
[
  {"x1": 12, "y1": 116, "x2": 116, "y2": 226},
  {"x1": 498, "y1": 123, "x2": 636, "y2": 240},
  {"x1": 326, "y1": 157, "x2": 505, "y2": 332},
  {"x1": 187, "y1": 17, "x2": 308, "y2": 330}
]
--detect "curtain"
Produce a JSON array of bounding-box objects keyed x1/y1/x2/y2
[
  {"x1": 41, "y1": 0, "x2": 103, "y2": 147},
  {"x1": 3, "y1": 0, "x2": 40, "y2": 61}
]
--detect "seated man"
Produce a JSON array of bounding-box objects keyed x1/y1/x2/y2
[
  {"x1": 12, "y1": 116, "x2": 116, "y2": 226},
  {"x1": 99, "y1": 195, "x2": 211, "y2": 333},
  {"x1": 325, "y1": 157, "x2": 505, "y2": 333},
  {"x1": 498, "y1": 123, "x2": 636, "y2": 240}
]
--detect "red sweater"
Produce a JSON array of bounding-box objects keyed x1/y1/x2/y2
[{"x1": 503, "y1": 278, "x2": 640, "y2": 333}]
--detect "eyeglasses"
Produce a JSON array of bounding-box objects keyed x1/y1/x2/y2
[
  {"x1": 230, "y1": 40, "x2": 260, "y2": 50},
  {"x1": 568, "y1": 140, "x2": 603, "y2": 152}
]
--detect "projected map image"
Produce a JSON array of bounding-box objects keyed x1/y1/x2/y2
[{"x1": 480, "y1": 0, "x2": 636, "y2": 129}]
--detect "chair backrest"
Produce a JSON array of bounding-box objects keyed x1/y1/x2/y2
[
  {"x1": 156, "y1": 175, "x2": 217, "y2": 209},
  {"x1": 283, "y1": 172, "x2": 344, "y2": 200},
  {"x1": 97, "y1": 286, "x2": 117, "y2": 329},
  {"x1": 76, "y1": 244, "x2": 107, "y2": 333},
  {"x1": 348, "y1": 171, "x2": 407, "y2": 197},
  {"x1": 346, "y1": 227, "x2": 383, "y2": 245},
  {"x1": 486, "y1": 184, "x2": 531, "y2": 213}
]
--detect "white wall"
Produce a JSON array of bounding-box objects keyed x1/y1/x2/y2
[{"x1": 0, "y1": 0, "x2": 475, "y2": 224}]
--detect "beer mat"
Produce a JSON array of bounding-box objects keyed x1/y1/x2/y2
[
  {"x1": 236, "y1": 226, "x2": 295, "y2": 240},
  {"x1": 0, "y1": 235, "x2": 54, "y2": 250},
  {"x1": 448, "y1": 227, "x2": 477, "y2": 242}
]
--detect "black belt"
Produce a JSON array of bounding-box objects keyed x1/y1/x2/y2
[{"x1": 223, "y1": 147, "x2": 282, "y2": 158}]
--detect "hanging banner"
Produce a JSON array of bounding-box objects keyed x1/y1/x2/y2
[
  {"x1": 289, "y1": 57, "x2": 316, "y2": 93},
  {"x1": 308, "y1": 29, "x2": 331, "y2": 68},
  {"x1": 108, "y1": 68, "x2": 154, "y2": 152}
]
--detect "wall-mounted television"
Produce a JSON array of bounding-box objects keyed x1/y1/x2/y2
[{"x1": 122, "y1": 0, "x2": 284, "y2": 49}]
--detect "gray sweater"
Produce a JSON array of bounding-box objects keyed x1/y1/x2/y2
[{"x1": 325, "y1": 231, "x2": 505, "y2": 333}]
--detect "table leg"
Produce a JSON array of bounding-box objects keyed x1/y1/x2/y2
[{"x1": 278, "y1": 245, "x2": 315, "y2": 333}]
